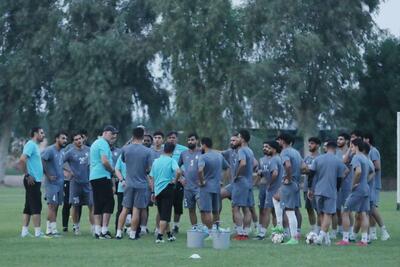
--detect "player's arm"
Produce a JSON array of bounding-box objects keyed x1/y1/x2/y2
[
  {"x1": 235, "y1": 158, "x2": 246, "y2": 178},
  {"x1": 372, "y1": 159, "x2": 381, "y2": 172},
  {"x1": 283, "y1": 159, "x2": 292, "y2": 183},
  {"x1": 101, "y1": 155, "x2": 114, "y2": 174},
  {"x1": 343, "y1": 149, "x2": 351, "y2": 164},
  {"x1": 174, "y1": 168, "x2": 182, "y2": 184},
  {"x1": 352, "y1": 166, "x2": 361, "y2": 188},
  {"x1": 301, "y1": 160, "x2": 308, "y2": 174},
  {"x1": 270, "y1": 170, "x2": 278, "y2": 186},
  {"x1": 367, "y1": 168, "x2": 375, "y2": 182},
  {"x1": 198, "y1": 166, "x2": 205, "y2": 187},
  {"x1": 19, "y1": 154, "x2": 35, "y2": 185}
]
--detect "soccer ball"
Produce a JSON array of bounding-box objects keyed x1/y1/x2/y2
[
  {"x1": 271, "y1": 233, "x2": 284, "y2": 244},
  {"x1": 306, "y1": 232, "x2": 318, "y2": 245}
]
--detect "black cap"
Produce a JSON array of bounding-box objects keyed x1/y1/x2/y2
[{"x1": 103, "y1": 125, "x2": 119, "y2": 134}]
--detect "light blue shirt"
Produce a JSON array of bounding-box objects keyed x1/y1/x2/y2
[
  {"x1": 22, "y1": 140, "x2": 43, "y2": 182},
  {"x1": 115, "y1": 155, "x2": 126, "y2": 193},
  {"x1": 150, "y1": 155, "x2": 179, "y2": 196},
  {"x1": 89, "y1": 137, "x2": 112, "y2": 180},
  {"x1": 172, "y1": 144, "x2": 188, "y2": 163}
]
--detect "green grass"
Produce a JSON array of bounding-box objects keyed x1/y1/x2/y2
[{"x1": 0, "y1": 187, "x2": 399, "y2": 267}]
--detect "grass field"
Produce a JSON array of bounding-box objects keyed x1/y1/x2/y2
[{"x1": 0, "y1": 187, "x2": 399, "y2": 267}]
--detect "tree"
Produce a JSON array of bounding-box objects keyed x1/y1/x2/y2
[
  {"x1": 0, "y1": 0, "x2": 60, "y2": 182},
  {"x1": 242, "y1": 0, "x2": 379, "y2": 153},
  {"x1": 356, "y1": 37, "x2": 400, "y2": 177}
]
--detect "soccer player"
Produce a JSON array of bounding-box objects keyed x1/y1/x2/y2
[
  {"x1": 149, "y1": 142, "x2": 182, "y2": 243},
  {"x1": 221, "y1": 133, "x2": 240, "y2": 200},
  {"x1": 275, "y1": 133, "x2": 304, "y2": 244},
  {"x1": 114, "y1": 153, "x2": 128, "y2": 237},
  {"x1": 337, "y1": 138, "x2": 374, "y2": 246},
  {"x1": 117, "y1": 127, "x2": 153, "y2": 240},
  {"x1": 232, "y1": 129, "x2": 255, "y2": 240},
  {"x1": 307, "y1": 140, "x2": 347, "y2": 245},
  {"x1": 19, "y1": 127, "x2": 46, "y2": 238},
  {"x1": 198, "y1": 137, "x2": 229, "y2": 231},
  {"x1": 42, "y1": 131, "x2": 68, "y2": 236},
  {"x1": 363, "y1": 133, "x2": 390, "y2": 240},
  {"x1": 179, "y1": 133, "x2": 202, "y2": 229},
  {"x1": 63, "y1": 132, "x2": 94, "y2": 235},
  {"x1": 255, "y1": 141, "x2": 283, "y2": 240},
  {"x1": 89, "y1": 125, "x2": 118, "y2": 239},
  {"x1": 166, "y1": 131, "x2": 188, "y2": 233},
  {"x1": 303, "y1": 137, "x2": 321, "y2": 234},
  {"x1": 152, "y1": 131, "x2": 165, "y2": 157}
]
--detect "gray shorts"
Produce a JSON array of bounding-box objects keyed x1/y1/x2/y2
[
  {"x1": 45, "y1": 184, "x2": 64, "y2": 205},
  {"x1": 304, "y1": 191, "x2": 316, "y2": 210},
  {"x1": 122, "y1": 187, "x2": 148, "y2": 209},
  {"x1": 343, "y1": 193, "x2": 370, "y2": 213},
  {"x1": 279, "y1": 182, "x2": 299, "y2": 210},
  {"x1": 259, "y1": 184, "x2": 267, "y2": 209},
  {"x1": 338, "y1": 189, "x2": 351, "y2": 209},
  {"x1": 265, "y1": 190, "x2": 276, "y2": 209},
  {"x1": 315, "y1": 195, "x2": 336, "y2": 214},
  {"x1": 184, "y1": 189, "x2": 199, "y2": 209},
  {"x1": 69, "y1": 181, "x2": 93, "y2": 206},
  {"x1": 231, "y1": 178, "x2": 253, "y2": 207},
  {"x1": 199, "y1": 190, "x2": 220, "y2": 213}
]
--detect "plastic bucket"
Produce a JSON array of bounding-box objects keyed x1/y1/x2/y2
[
  {"x1": 212, "y1": 231, "x2": 231, "y2": 249},
  {"x1": 187, "y1": 230, "x2": 205, "y2": 248}
]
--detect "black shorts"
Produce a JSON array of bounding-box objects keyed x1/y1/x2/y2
[
  {"x1": 156, "y1": 184, "x2": 175, "y2": 222},
  {"x1": 173, "y1": 182, "x2": 184, "y2": 215},
  {"x1": 23, "y1": 178, "x2": 42, "y2": 215},
  {"x1": 90, "y1": 178, "x2": 114, "y2": 215},
  {"x1": 63, "y1": 180, "x2": 70, "y2": 205}
]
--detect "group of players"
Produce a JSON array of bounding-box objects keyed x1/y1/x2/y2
[{"x1": 19, "y1": 125, "x2": 390, "y2": 246}]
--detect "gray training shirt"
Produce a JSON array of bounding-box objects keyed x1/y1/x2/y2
[
  {"x1": 41, "y1": 144, "x2": 65, "y2": 186},
  {"x1": 303, "y1": 153, "x2": 319, "y2": 191},
  {"x1": 121, "y1": 144, "x2": 153, "y2": 188},
  {"x1": 222, "y1": 148, "x2": 238, "y2": 183},
  {"x1": 368, "y1": 146, "x2": 381, "y2": 190},
  {"x1": 310, "y1": 152, "x2": 346, "y2": 199},
  {"x1": 268, "y1": 155, "x2": 283, "y2": 193},
  {"x1": 350, "y1": 154, "x2": 373, "y2": 197},
  {"x1": 179, "y1": 149, "x2": 202, "y2": 191},
  {"x1": 63, "y1": 145, "x2": 90, "y2": 184},
  {"x1": 198, "y1": 150, "x2": 229, "y2": 193},
  {"x1": 237, "y1": 146, "x2": 255, "y2": 187},
  {"x1": 280, "y1": 147, "x2": 303, "y2": 184}
]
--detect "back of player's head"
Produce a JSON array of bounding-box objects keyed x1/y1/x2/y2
[
  {"x1": 79, "y1": 129, "x2": 88, "y2": 136},
  {"x1": 308, "y1": 137, "x2": 321, "y2": 145},
  {"x1": 132, "y1": 127, "x2": 145, "y2": 139},
  {"x1": 363, "y1": 132, "x2": 374, "y2": 145},
  {"x1": 167, "y1": 131, "x2": 178, "y2": 137},
  {"x1": 351, "y1": 138, "x2": 363, "y2": 149},
  {"x1": 164, "y1": 142, "x2": 175, "y2": 154},
  {"x1": 187, "y1": 132, "x2": 198, "y2": 140},
  {"x1": 201, "y1": 137, "x2": 213, "y2": 148},
  {"x1": 338, "y1": 132, "x2": 350, "y2": 141},
  {"x1": 266, "y1": 140, "x2": 281, "y2": 153},
  {"x1": 30, "y1": 127, "x2": 43, "y2": 137},
  {"x1": 277, "y1": 133, "x2": 293, "y2": 145},
  {"x1": 362, "y1": 142, "x2": 370, "y2": 154},
  {"x1": 153, "y1": 130, "x2": 164, "y2": 138},
  {"x1": 325, "y1": 140, "x2": 337, "y2": 149},
  {"x1": 351, "y1": 130, "x2": 363, "y2": 138},
  {"x1": 55, "y1": 130, "x2": 68, "y2": 139},
  {"x1": 238, "y1": 129, "x2": 250, "y2": 142}
]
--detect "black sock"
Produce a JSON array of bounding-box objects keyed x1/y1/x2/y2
[
  {"x1": 157, "y1": 233, "x2": 163, "y2": 240},
  {"x1": 167, "y1": 231, "x2": 172, "y2": 238}
]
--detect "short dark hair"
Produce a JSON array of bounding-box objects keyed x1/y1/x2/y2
[
  {"x1": 238, "y1": 129, "x2": 250, "y2": 142},
  {"x1": 153, "y1": 130, "x2": 164, "y2": 138},
  {"x1": 164, "y1": 142, "x2": 175, "y2": 154},
  {"x1": 72, "y1": 132, "x2": 82, "y2": 139},
  {"x1": 132, "y1": 127, "x2": 145, "y2": 139},
  {"x1": 338, "y1": 132, "x2": 350, "y2": 141},
  {"x1": 167, "y1": 131, "x2": 178, "y2": 137},
  {"x1": 362, "y1": 142, "x2": 371, "y2": 154},
  {"x1": 363, "y1": 132, "x2": 374, "y2": 145},
  {"x1": 325, "y1": 140, "x2": 337, "y2": 149},
  {"x1": 30, "y1": 127, "x2": 43, "y2": 138},
  {"x1": 55, "y1": 130, "x2": 68, "y2": 139},
  {"x1": 144, "y1": 134, "x2": 153, "y2": 142},
  {"x1": 201, "y1": 137, "x2": 213, "y2": 148},
  {"x1": 308, "y1": 137, "x2": 321, "y2": 145},
  {"x1": 79, "y1": 129, "x2": 88, "y2": 136},
  {"x1": 187, "y1": 132, "x2": 198, "y2": 140},
  {"x1": 351, "y1": 138, "x2": 363, "y2": 148},
  {"x1": 277, "y1": 133, "x2": 293, "y2": 145},
  {"x1": 266, "y1": 140, "x2": 281, "y2": 153},
  {"x1": 351, "y1": 130, "x2": 363, "y2": 138}
]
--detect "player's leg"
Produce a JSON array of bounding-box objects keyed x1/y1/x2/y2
[
  {"x1": 116, "y1": 207, "x2": 129, "y2": 239},
  {"x1": 62, "y1": 180, "x2": 71, "y2": 232}
]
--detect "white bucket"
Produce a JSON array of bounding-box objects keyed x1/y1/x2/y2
[
  {"x1": 187, "y1": 230, "x2": 205, "y2": 248},
  {"x1": 212, "y1": 231, "x2": 231, "y2": 250}
]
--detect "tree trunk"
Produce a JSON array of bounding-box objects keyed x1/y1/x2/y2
[
  {"x1": 296, "y1": 108, "x2": 318, "y2": 157},
  {"x1": 0, "y1": 111, "x2": 13, "y2": 184}
]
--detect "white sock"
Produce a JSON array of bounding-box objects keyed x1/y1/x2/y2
[
  {"x1": 46, "y1": 221, "x2": 51, "y2": 234},
  {"x1": 310, "y1": 224, "x2": 316, "y2": 231},
  {"x1": 21, "y1": 226, "x2": 29, "y2": 235},
  {"x1": 244, "y1": 227, "x2": 251, "y2": 236},
  {"x1": 286, "y1": 210, "x2": 298, "y2": 239},
  {"x1": 370, "y1": 226, "x2": 377, "y2": 235},
  {"x1": 349, "y1": 226, "x2": 354, "y2": 235},
  {"x1": 50, "y1": 222, "x2": 57, "y2": 233},
  {"x1": 116, "y1": 229, "x2": 122, "y2": 237},
  {"x1": 272, "y1": 198, "x2": 283, "y2": 227},
  {"x1": 259, "y1": 227, "x2": 266, "y2": 236},
  {"x1": 236, "y1": 225, "x2": 244, "y2": 235},
  {"x1": 331, "y1": 229, "x2": 337, "y2": 235},
  {"x1": 318, "y1": 230, "x2": 327, "y2": 243},
  {"x1": 101, "y1": 226, "x2": 108, "y2": 235},
  {"x1": 155, "y1": 228, "x2": 160, "y2": 234},
  {"x1": 94, "y1": 225, "x2": 101, "y2": 235},
  {"x1": 257, "y1": 223, "x2": 262, "y2": 233},
  {"x1": 342, "y1": 231, "x2": 349, "y2": 242},
  {"x1": 34, "y1": 227, "x2": 41, "y2": 237},
  {"x1": 129, "y1": 231, "x2": 136, "y2": 239},
  {"x1": 140, "y1": 225, "x2": 147, "y2": 232},
  {"x1": 91, "y1": 225, "x2": 95, "y2": 233},
  {"x1": 361, "y1": 232, "x2": 368, "y2": 243}
]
